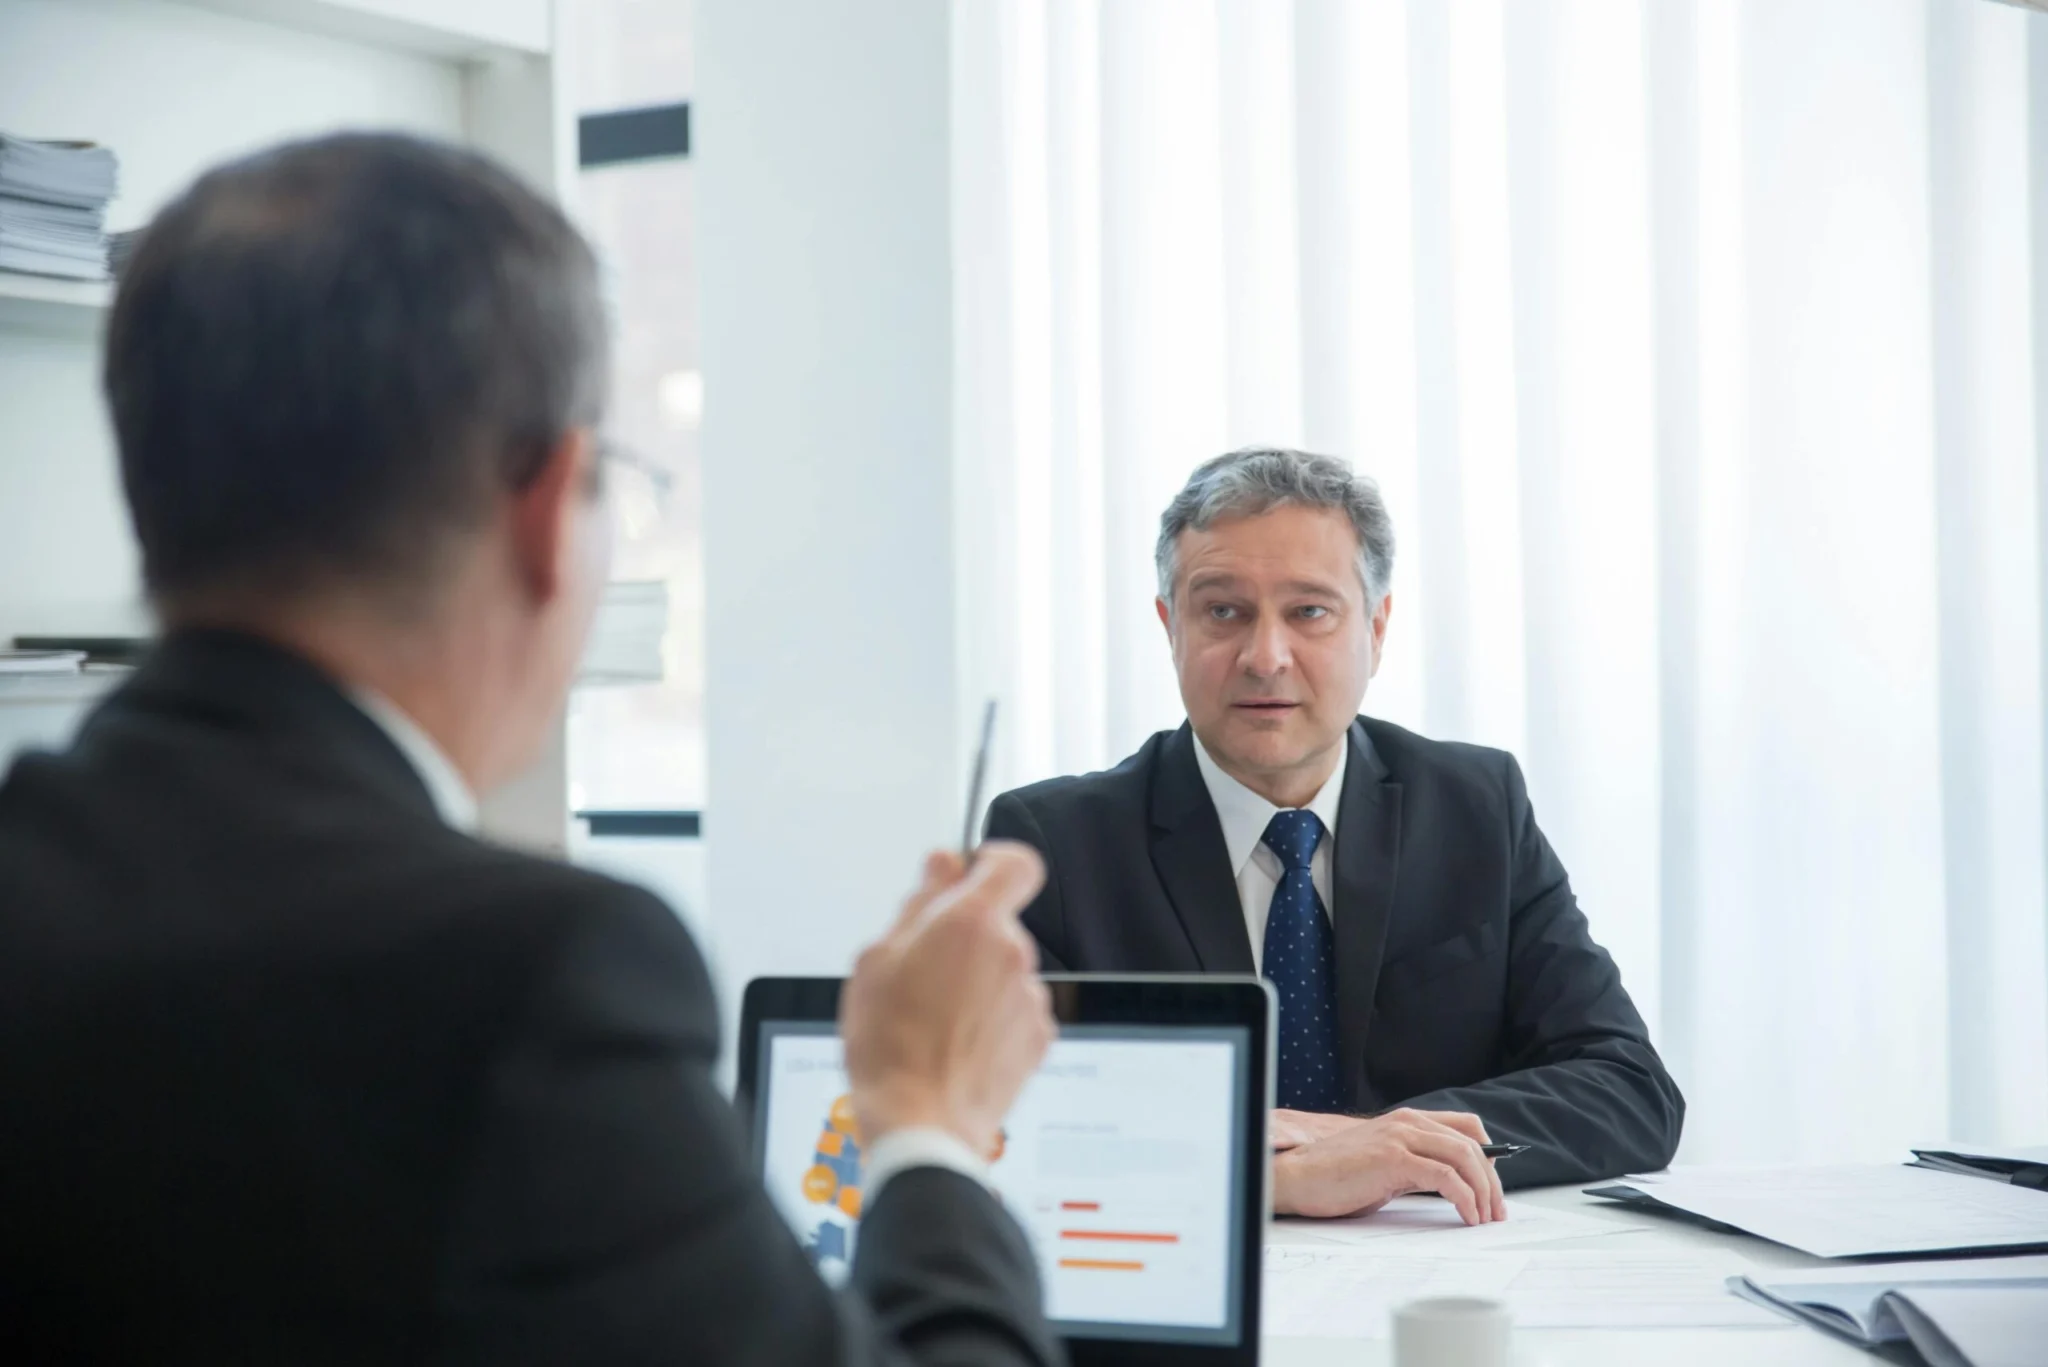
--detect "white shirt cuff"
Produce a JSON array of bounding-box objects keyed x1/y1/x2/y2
[{"x1": 864, "y1": 1126, "x2": 991, "y2": 1206}]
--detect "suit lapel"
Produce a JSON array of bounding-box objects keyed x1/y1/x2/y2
[
  {"x1": 1332, "y1": 719, "x2": 1402, "y2": 1108},
  {"x1": 1148, "y1": 725, "x2": 1257, "y2": 973}
]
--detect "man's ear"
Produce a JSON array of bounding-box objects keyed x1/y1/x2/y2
[
  {"x1": 1156, "y1": 595, "x2": 1173, "y2": 636},
  {"x1": 1368, "y1": 593, "x2": 1393, "y2": 678},
  {"x1": 507, "y1": 430, "x2": 597, "y2": 605}
]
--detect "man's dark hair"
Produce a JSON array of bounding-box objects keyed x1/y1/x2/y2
[{"x1": 104, "y1": 132, "x2": 608, "y2": 610}]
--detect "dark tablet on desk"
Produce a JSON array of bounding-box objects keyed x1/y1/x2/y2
[{"x1": 738, "y1": 974, "x2": 1273, "y2": 1367}]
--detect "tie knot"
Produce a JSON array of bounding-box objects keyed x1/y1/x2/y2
[{"x1": 1262, "y1": 809, "x2": 1324, "y2": 872}]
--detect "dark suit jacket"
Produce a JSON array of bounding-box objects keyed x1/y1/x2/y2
[
  {"x1": 986, "y1": 718, "x2": 1682, "y2": 1188},
  {"x1": 0, "y1": 631, "x2": 1061, "y2": 1367}
]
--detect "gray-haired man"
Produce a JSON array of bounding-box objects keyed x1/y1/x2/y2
[{"x1": 986, "y1": 448, "x2": 1683, "y2": 1219}]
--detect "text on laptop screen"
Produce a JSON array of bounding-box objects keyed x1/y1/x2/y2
[{"x1": 754, "y1": 1022, "x2": 1252, "y2": 1346}]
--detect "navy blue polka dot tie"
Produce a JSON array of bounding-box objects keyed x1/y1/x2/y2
[{"x1": 1261, "y1": 809, "x2": 1344, "y2": 1112}]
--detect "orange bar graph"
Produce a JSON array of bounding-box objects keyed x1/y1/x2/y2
[
  {"x1": 1059, "y1": 1229, "x2": 1181, "y2": 1243},
  {"x1": 1059, "y1": 1257, "x2": 1145, "y2": 1271},
  {"x1": 1059, "y1": 1200, "x2": 1101, "y2": 1211}
]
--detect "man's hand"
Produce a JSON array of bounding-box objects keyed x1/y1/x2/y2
[
  {"x1": 841, "y1": 843, "x2": 1056, "y2": 1157},
  {"x1": 1273, "y1": 1107, "x2": 1507, "y2": 1225}
]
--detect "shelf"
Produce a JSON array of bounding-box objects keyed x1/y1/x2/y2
[
  {"x1": 0, "y1": 671, "x2": 126, "y2": 707},
  {"x1": 0, "y1": 274, "x2": 113, "y2": 340},
  {"x1": 175, "y1": 0, "x2": 551, "y2": 63}
]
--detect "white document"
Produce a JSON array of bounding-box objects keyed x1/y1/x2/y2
[
  {"x1": 1264, "y1": 1247, "x2": 1491, "y2": 1339},
  {"x1": 1599, "y1": 1165, "x2": 2048, "y2": 1258},
  {"x1": 1889, "y1": 1285, "x2": 2048, "y2": 1367},
  {"x1": 1278, "y1": 1194, "x2": 1641, "y2": 1252},
  {"x1": 1500, "y1": 1252, "x2": 1785, "y2": 1329},
  {"x1": 1263, "y1": 1245, "x2": 1785, "y2": 1338}
]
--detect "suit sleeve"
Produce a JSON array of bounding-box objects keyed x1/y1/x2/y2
[
  {"x1": 982, "y1": 794, "x2": 1070, "y2": 972},
  {"x1": 1391, "y1": 757, "x2": 1685, "y2": 1187},
  {"x1": 435, "y1": 885, "x2": 1065, "y2": 1367}
]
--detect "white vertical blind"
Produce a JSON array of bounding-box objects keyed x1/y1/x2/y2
[{"x1": 953, "y1": 0, "x2": 2048, "y2": 1160}]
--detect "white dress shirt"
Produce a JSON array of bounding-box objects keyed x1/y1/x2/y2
[
  {"x1": 861, "y1": 1127, "x2": 992, "y2": 1204},
  {"x1": 347, "y1": 686, "x2": 977, "y2": 1203},
  {"x1": 1192, "y1": 734, "x2": 1347, "y2": 973},
  {"x1": 348, "y1": 687, "x2": 480, "y2": 832}
]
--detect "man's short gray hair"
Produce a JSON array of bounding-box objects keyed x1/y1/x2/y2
[{"x1": 1155, "y1": 447, "x2": 1395, "y2": 607}]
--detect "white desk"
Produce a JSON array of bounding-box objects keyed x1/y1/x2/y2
[{"x1": 1261, "y1": 1184, "x2": 1872, "y2": 1365}]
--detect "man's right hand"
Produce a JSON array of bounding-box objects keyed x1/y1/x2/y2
[
  {"x1": 1273, "y1": 1107, "x2": 1507, "y2": 1225},
  {"x1": 841, "y1": 843, "x2": 1056, "y2": 1158}
]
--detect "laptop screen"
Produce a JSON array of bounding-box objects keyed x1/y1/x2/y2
[{"x1": 753, "y1": 1020, "x2": 1254, "y2": 1347}]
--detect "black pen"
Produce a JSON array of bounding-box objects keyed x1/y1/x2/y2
[
  {"x1": 960, "y1": 699, "x2": 998, "y2": 863},
  {"x1": 1482, "y1": 1144, "x2": 1528, "y2": 1160}
]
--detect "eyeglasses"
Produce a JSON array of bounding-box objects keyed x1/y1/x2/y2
[{"x1": 596, "y1": 436, "x2": 674, "y2": 497}]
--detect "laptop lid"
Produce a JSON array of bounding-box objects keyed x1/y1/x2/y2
[{"x1": 737, "y1": 974, "x2": 1273, "y2": 1367}]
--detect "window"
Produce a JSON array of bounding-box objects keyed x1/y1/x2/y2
[{"x1": 568, "y1": 0, "x2": 701, "y2": 825}]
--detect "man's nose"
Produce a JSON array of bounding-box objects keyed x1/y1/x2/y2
[{"x1": 1240, "y1": 614, "x2": 1292, "y2": 679}]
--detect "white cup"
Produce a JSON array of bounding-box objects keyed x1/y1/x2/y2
[{"x1": 1391, "y1": 1296, "x2": 1512, "y2": 1367}]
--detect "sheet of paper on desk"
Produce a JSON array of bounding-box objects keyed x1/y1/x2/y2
[
  {"x1": 1499, "y1": 1252, "x2": 1786, "y2": 1329},
  {"x1": 1264, "y1": 1247, "x2": 1494, "y2": 1339},
  {"x1": 1280, "y1": 1195, "x2": 1643, "y2": 1251},
  {"x1": 1263, "y1": 1246, "x2": 1786, "y2": 1338},
  {"x1": 1602, "y1": 1165, "x2": 2048, "y2": 1258}
]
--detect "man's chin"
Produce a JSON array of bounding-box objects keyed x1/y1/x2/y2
[{"x1": 1209, "y1": 728, "x2": 1319, "y2": 778}]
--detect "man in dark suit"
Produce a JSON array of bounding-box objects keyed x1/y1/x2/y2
[
  {"x1": 0, "y1": 134, "x2": 1062, "y2": 1365},
  {"x1": 988, "y1": 448, "x2": 1682, "y2": 1213}
]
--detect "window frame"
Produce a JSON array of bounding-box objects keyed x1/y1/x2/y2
[{"x1": 575, "y1": 100, "x2": 700, "y2": 838}]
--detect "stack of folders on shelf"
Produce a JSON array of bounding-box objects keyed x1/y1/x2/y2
[
  {"x1": 0, "y1": 648, "x2": 109, "y2": 714},
  {"x1": 0, "y1": 649, "x2": 86, "y2": 676},
  {"x1": 1588, "y1": 1156, "x2": 2048, "y2": 1365},
  {"x1": 0, "y1": 133, "x2": 120, "y2": 281},
  {"x1": 0, "y1": 647, "x2": 129, "y2": 696},
  {"x1": 577, "y1": 579, "x2": 668, "y2": 685},
  {"x1": 11, "y1": 634, "x2": 149, "y2": 668},
  {"x1": 0, "y1": 649, "x2": 127, "y2": 770},
  {"x1": 12, "y1": 634, "x2": 149, "y2": 668}
]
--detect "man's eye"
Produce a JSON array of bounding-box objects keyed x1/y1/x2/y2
[
  {"x1": 1207, "y1": 604, "x2": 1239, "y2": 621},
  {"x1": 1297, "y1": 605, "x2": 1329, "y2": 620}
]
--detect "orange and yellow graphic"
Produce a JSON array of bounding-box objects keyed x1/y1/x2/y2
[{"x1": 799, "y1": 1094, "x2": 865, "y2": 1263}]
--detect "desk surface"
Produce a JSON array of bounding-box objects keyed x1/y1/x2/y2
[{"x1": 1262, "y1": 1184, "x2": 1871, "y2": 1366}]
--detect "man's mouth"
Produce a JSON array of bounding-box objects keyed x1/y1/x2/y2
[{"x1": 1232, "y1": 699, "x2": 1300, "y2": 713}]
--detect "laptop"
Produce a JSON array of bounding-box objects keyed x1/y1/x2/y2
[{"x1": 737, "y1": 974, "x2": 1273, "y2": 1367}]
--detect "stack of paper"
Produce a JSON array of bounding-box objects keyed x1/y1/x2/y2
[
  {"x1": 577, "y1": 579, "x2": 669, "y2": 685},
  {"x1": 0, "y1": 650, "x2": 82, "y2": 674},
  {"x1": 1733, "y1": 1256, "x2": 2048, "y2": 1367},
  {"x1": 0, "y1": 133, "x2": 119, "y2": 280},
  {"x1": 1586, "y1": 1165, "x2": 2048, "y2": 1258},
  {"x1": 0, "y1": 648, "x2": 116, "y2": 769},
  {"x1": 1278, "y1": 1194, "x2": 1644, "y2": 1252},
  {"x1": 107, "y1": 227, "x2": 142, "y2": 278}
]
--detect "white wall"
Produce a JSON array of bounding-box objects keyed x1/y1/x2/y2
[
  {"x1": 0, "y1": 0, "x2": 467, "y2": 638},
  {"x1": 696, "y1": 1, "x2": 960, "y2": 1039}
]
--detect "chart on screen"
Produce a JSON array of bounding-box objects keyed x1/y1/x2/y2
[
  {"x1": 987, "y1": 1029, "x2": 1244, "y2": 1331},
  {"x1": 758, "y1": 1023, "x2": 1247, "y2": 1331}
]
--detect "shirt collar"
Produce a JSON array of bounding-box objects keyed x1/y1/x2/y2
[
  {"x1": 1191, "y1": 730, "x2": 1348, "y2": 876},
  {"x1": 347, "y1": 688, "x2": 479, "y2": 832}
]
